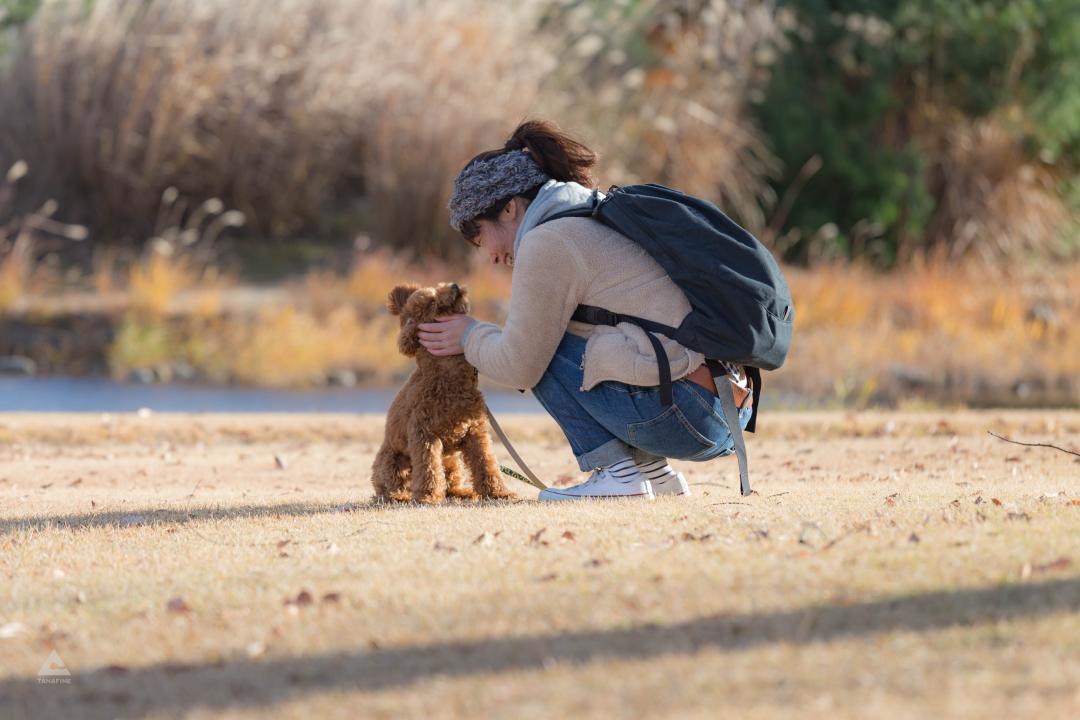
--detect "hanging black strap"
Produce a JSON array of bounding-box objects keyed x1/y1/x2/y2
[
  {"x1": 570, "y1": 305, "x2": 678, "y2": 407},
  {"x1": 707, "y1": 359, "x2": 752, "y2": 496},
  {"x1": 744, "y1": 366, "x2": 762, "y2": 433}
]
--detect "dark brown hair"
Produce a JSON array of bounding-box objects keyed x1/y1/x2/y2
[{"x1": 459, "y1": 119, "x2": 598, "y2": 244}]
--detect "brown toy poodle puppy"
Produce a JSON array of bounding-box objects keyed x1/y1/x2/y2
[{"x1": 371, "y1": 282, "x2": 515, "y2": 504}]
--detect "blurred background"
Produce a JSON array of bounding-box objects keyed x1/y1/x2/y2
[{"x1": 0, "y1": 0, "x2": 1077, "y2": 412}]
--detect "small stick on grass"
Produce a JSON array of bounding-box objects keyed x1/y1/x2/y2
[{"x1": 988, "y1": 431, "x2": 1080, "y2": 458}]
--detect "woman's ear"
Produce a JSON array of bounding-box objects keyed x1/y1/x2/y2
[{"x1": 387, "y1": 283, "x2": 420, "y2": 315}]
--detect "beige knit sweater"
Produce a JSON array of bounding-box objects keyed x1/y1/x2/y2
[{"x1": 462, "y1": 217, "x2": 706, "y2": 391}]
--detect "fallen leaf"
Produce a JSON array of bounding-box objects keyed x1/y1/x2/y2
[
  {"x1": 433, "y1": 542, "x2": 458, "y2": 553},
  {"x1": 69, "y1": 478, "x2": 83, "y2": 487},
  {"x1": 473, "y1": 532, "x2": 495, "y2": 546},
  {"x1": 554, "y1": 474, "x2": 575, "y2": 487},
  {"x1": 908, "y1": 532, "x2": 920, "y2": 543},
  {"x1": 293, "y1": 590, "x2": 314, "y2": 606},
  {"x1": 560, "y1": 531, "x2": 576, "y2": 542},
  {"x1": 1005, "y1": 456, "x2": 1021, "y2": 463},
  {"x1": 321, "y1": 592, "x2": 342, "y2": 604},
  {"x1": 1033, "y1": 557, "x2": 1072, "y2": 574},
  {"x1": 166, "y1": 597, "x2": 192, "y2": 614},
  {"x1": 1070, "y1": 500, "x2": 1080, "y2": 506},
  {"x1": 529, "y1": 528, "x2": 548, "y2": 546},
  {"x1": 1007, "y1": 512, "x2": 1031, "y2": 522},
  {"x1": 276, "y1": 539, "x2": 291, "y2": 550},
  {"x1": 536, "y1": 573, "x2": 558, "y2": 582},
  {"x1": 40, "y1": 482, "x2": 53, "y2": 489},
  {"x1": 991, "y1": 498, "x2": 1003, "y2": 506}
]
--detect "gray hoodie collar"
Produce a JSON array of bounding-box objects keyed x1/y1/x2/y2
[{"x1": 514, "y1": 180, "x2": 603, "y2": 256}]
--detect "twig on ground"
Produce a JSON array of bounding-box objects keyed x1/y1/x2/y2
[
  {"x1": 988, "y1": 432, "x2": 1080, "y2": 458},
  {"x1": 820, "y1": 521, "x2": 871, "y2": 552}
]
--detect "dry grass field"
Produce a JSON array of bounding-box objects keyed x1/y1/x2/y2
[{"x1": 1, "y1": 410, "x2": 1079, "y2": 719}]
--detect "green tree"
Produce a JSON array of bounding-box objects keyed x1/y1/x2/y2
[{"x1": 756, "y1": 0, "x2": 1080, "y2": 266}]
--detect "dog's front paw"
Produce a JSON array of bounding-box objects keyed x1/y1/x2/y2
[{"x1": 479, "y1": 488, "x2": 517, "y2": 501}]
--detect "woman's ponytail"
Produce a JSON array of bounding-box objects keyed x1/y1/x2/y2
[{"x1": 503, "y1": 120, "x2": 597, "y2": 188}]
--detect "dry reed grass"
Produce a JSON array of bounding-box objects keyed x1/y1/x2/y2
[
  {"x1": 0, "y1": 0, "x2": 550, "y2": 257},
  {"x1": 780, "y1": 261, "x2": 1080, "y2": 405},
  {"x1": 924, "y1": 115, "x2": 1077, "y2": 263}
]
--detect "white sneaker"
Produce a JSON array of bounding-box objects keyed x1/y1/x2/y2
[
  {"x1": 634, "y1": 458, "x2": 691, "y2": 497},
  {"x1": 538, "y1": 465, "x2": 654, "y2": 502},
  {"x1": 648, "y1": 471, "x2": 691, "y2": 497}
]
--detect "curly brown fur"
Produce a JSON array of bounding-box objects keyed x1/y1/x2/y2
[{"x1": 371, "y1": 282, "x2": 515, "y2": 504}]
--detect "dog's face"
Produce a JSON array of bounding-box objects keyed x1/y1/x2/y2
[{"x1": 386, "y1": 282, "x2": 470, "y2": 357}]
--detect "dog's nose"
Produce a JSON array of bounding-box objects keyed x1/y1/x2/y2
[{"x1": 450, "y1": 283, "x2": 460, "y2": 297}]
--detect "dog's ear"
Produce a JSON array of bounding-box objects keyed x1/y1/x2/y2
[
  {"x1": 398, "y1": 319, "x2": 421, "y2": 357},
  {"x1": 387, "y1": 283, "x2": 420, "y2": 315}
]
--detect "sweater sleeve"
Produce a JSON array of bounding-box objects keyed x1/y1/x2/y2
[{"x1": 463, "y1": 228, "x2": 587, "y2": 389}]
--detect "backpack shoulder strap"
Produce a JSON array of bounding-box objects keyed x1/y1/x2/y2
[
  {"x1": 571, "y1": 304, "x2": 679, "y2": 406},
  {"x1": 707, "y1": 359, "x2": 752, "y2": 497}
]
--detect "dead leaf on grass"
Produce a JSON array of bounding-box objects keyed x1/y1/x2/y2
[
  {"x1": 682, "y1": 532, "x2": 713, "y2": 542},
  {"x1": 473, "y1": 532, "x2": 495, "y2": 546},
  {"x1": 321, "y1": 592, "x2": 342, "y2": 604},
  {"x1": 433, "y1": 542, "x2": 458, "y2": 553},
  {"x1": 529, "y1": 528, "x2": 548, "y2": 546},
  {"x1": 908, "y1": 532, "x2": 920, "y2": 543},
  {"x1": 991, "y1": 498, "x2": 1003, "y2": 506},
  {"x1": 561, "y1": 531, "x2": 576, "y2": 542},
  {"x1": 1007, "y1": 511, "x2": 1031, "y2": 522},
  {"x1": 166, "y1": 597, "x2": 192, "y2": 614},
  {"x1": 285, "y1": 590, "x2": 314, "y2": 607},
  {"x1": 536, "y1": 573, "x2": 558, "y2": 582},
  {"x1": 1033, "y1": 557, "x2": 1072, "y2": 575}
]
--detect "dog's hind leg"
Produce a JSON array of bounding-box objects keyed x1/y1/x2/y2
[
  {"x1": 462, "y1": 423, "x2": 515, "y2": 500},
  {"x1": 444, "y1": 453, "x2": 476, "y2": 500},
  {"x1": 371, "y1": 445, "x2": 411, "y2": 502},
  {"x1": 408, "y1": 431, "x2": 445, "y2": 504}
]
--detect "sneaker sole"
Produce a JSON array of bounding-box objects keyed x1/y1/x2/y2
[{"x1": 538, "y1": 491, "x2": 654, "y2": 502}]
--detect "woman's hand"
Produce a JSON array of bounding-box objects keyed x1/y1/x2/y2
[{"x1": 417, "y1": 314, "x2": 474, "y2": 356}]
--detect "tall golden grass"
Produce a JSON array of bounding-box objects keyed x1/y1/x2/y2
[
  {"x1": 0, "y1": 0, "x2": 782, "y2": 257},
  {"x1": 0, "y1": 0, "x2": 551, "y2": 257}
]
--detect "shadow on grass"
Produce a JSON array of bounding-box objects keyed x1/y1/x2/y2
[
  {"x1": 0, "y1": 501, "x2": 373, "y2": 536},
  {"x1": 4, "y1": 576, "x2": 1078, "y2": 718},
  {"x1": 0, "y1": 497, "x2": 525, "y2": 536}
]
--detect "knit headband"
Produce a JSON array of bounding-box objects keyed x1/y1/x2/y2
[{"x1": 447, "y1": 149, "x2": 551, "y2": 232}]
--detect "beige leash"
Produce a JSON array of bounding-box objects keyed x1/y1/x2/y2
[{"x1": 484, "y1": 405, "x2": 548, "y2": 490}]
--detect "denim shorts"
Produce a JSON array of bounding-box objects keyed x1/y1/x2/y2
[{"x1": 532, "y1": 332, "x2": 753, "y2": 471}]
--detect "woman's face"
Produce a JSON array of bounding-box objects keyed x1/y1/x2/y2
[{"x1": 474, "y1": 197, "x2": 527, "y2": 268}]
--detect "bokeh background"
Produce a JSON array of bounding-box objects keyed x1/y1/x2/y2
[{"x1": 1, "y1": 0, "x2": 1077, "y2": 410}]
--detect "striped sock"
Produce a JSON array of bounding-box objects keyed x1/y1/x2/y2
[
  {"x1": 603, "y1": 457, "x2": 640, "y2": 479},
  {"x1": 634, "y1": 458, "x2": 676, "y2": 480}
]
